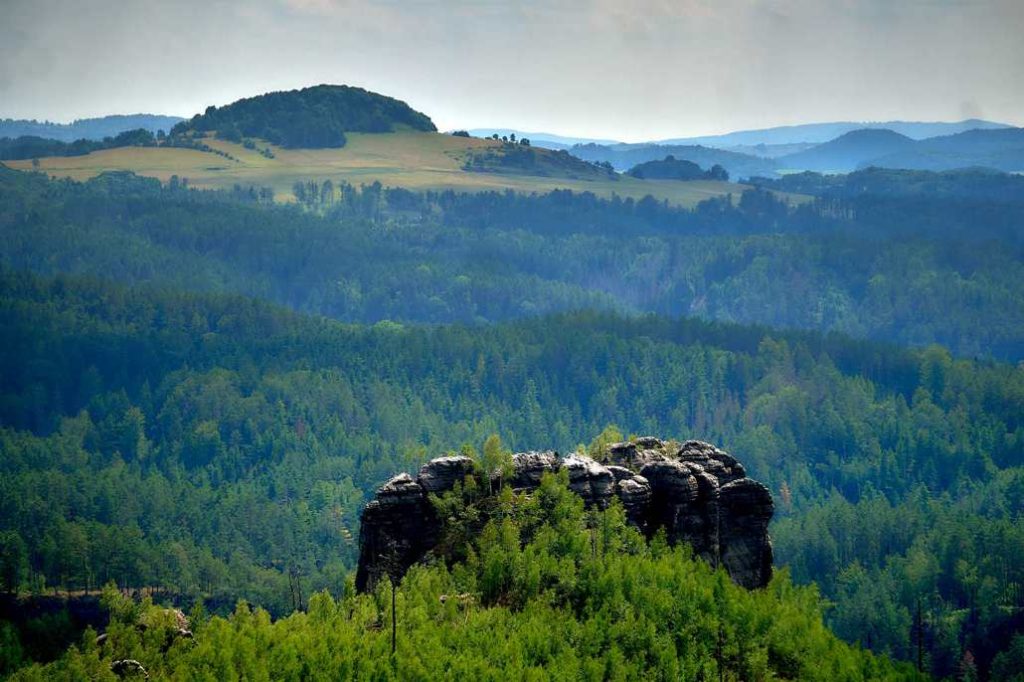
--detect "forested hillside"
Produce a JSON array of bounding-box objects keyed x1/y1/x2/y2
[
  {"x1": 3, "y1": 166, "x2": 1024, "y2": 358},
  {"x1": 169, "y1": 85, "x2": 436, "y2": 148},
  {"x1": 8, "y1": 483, "x2": 921, "y2": 681},
  {"x1": 0, "y1": 268, "x2": 1021, "y2": 677},
  {"x1": 0, "y1": 129, "x2": 157, "y2": 161}
]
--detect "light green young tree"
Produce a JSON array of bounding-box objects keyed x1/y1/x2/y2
[{"x1": 481, "y1": 434, "x2": 514, "y2": 495}]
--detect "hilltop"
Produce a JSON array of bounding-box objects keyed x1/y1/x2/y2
[
  {"x1": 777, "y1": 129, "x2": 916, "y2": 172},
  {"x1": 461, "y1": 137, "x2": 617, "y2": 180},
  {"x1": 3, "y1": 85, "x2": 754, "y2": 207},
  {"x1": 777, "y1": 126, "x2": 1024, "y2": 173},
  {"x1": 170, "y1": 84, "x2": 436, "y2": 148}
]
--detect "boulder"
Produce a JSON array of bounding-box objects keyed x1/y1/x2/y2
[
  {"x1": 616, "y1": 475, "x2": 651, "y2": 530},
  {"x1": 418, "y1": 456, "x2": 476, "y2": 494},
  {"x1": 718, "y1": 478, "x2": 775, "y2": 590},
  {"x1": 355, "y1": 473, "x2": 437, "y2": 591},
  {"x1": 562, "y1": 454, "x2": 616, "y2": 508},
  {"x1": 509, "y1": 451, "x2": 559, "y2": 489}
]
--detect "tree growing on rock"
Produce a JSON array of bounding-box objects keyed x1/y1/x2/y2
[{"x1": 481, "y1": 434, "x2": 514, "y2": 494}]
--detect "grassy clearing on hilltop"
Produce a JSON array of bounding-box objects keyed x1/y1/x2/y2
[{"x1": 5, "y1": 131, "x2": 763, "y2": 207}]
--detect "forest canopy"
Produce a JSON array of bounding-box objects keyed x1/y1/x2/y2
[
  {"x1": 1, "y1": 167, "x2": 1023, "y2": 679},
  {"x1": 169, "y1": 84, "x2": 437, "y2": 148}
]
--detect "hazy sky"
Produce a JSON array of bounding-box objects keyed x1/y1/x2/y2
[{"x1": 2, "y1": 0, "x2": 1022, "y2": 141}]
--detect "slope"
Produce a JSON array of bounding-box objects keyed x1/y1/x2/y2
[
  {"x1": 869, "y1": 127, "x2": 1024, "y2": 172},
  {"x1": 3, "y1": 131, "x2": 743, "y2": 207},
  {"x1": 0, "y1": 268, "x2": 1020, "y2": 677},
  {"x1": 170, "y1": 84, "x2": 436, "y2": 148}
]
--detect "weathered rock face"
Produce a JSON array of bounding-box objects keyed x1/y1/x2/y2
[{"x1": 355, "y1": 438, "x2": 773, "y2": 592}]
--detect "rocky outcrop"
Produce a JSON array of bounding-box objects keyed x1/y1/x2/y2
[{"x1": 355, "y1": 438, "x2": 773, "y2": 592}]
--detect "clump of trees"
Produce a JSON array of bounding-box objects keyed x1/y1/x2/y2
[
  {"x1": 0, "y1": 129, "x2": 157, "y2": 161},
  {"x1": 169, "y1": 84, "x2": 437, "y2": 149},
  {"x1": 627, "y1": 155, "x2": 729, "y2": 181}
]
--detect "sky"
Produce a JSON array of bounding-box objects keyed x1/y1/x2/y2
[{"x1": 1, "y1": 0, "x2": 1022, "y2": 142}]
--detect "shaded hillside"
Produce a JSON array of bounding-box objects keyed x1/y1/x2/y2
[
  {"x1": 778, "y1": 129, "x2": 916, "y2": 172},
  {"x1": 170, "y1": 84, "x2": 436, "y2": 148},
  {"x1": 571, "y1": 142, "x2": 777, "y2": 179},
  {"x1": 4, "y1": 167, "x2": 1024, "y2": 358},
  {"x1": 0, "y1": 114, "x2": 182, "y2": 142},
  {"x1": 870, "y1": 127, "x2": 1024, "y2": 172},
  {"x1": 778, "y1": 127, "x2": 1024, "y2": 173}
]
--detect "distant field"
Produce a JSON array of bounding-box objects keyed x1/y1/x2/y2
[{"x1": 4, "y1": 131, "x2": 792, "y2": 207}]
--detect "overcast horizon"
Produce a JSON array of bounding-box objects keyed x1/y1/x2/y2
[{"x1": 3, "y1": 0, "x2": 1023, "y2": 142}]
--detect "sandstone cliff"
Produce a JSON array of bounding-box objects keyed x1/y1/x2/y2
[{"x1": 356, "y1": 438, "x2": 773, "y2": 592}]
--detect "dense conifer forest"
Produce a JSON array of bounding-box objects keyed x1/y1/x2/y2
[
  {"x1": 169, "y1": 85, "x2": 436, "y2": 148},
  {"x1": 3, "y1": 166, "x2": 1024, "y2": 358},
  {"x1": 1, "y1": 167, "x2": 1023, "y2": 678}
]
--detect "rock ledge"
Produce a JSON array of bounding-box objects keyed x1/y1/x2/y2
[{"x1": 355, "y1": 438, "x2": 773, "y2": 591}]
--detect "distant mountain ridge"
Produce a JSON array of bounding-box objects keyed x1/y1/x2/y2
[
  {"x1": 0, "y1": 114, "x2": 183, "y2": 142},
  {"x1": 657, "y1": 119, "x2": 1013, "y2": 147},
  {"x1": 570, "y1": 143, "x2": 778, "y2": 180},
  {"x1": 869, "y1": 127, "x2": 1024, "y2": 172},
  {"x1": 465, "y1": 129, "x2": 620, "y2": 150},
  {"x1": 467, "y1": 119, "x2": 1017, "y2": 179},
  {"x1": 779, "y1": 127, "x2": 1024, "y2": 173},
  {"x1": 467, "y1": 119, "x2": 1012, "y2": 152}
]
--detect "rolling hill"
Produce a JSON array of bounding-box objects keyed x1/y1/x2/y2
[
  {"x1": 170, "y1": 84, "x2": 437, "y2": 148},
  {"x1": 3, "y1": 131, "x2": 751, "y2": 207},
  {"x1": 777, "y1": 129, "x2": 916, "y2": 172},
  {"x1": 869, "y1": 127, "x2": 1024, "y2": 172},
  {"x1": 778, "y1": 126, "x2": 1024, "y2": 173},
  {"x1": 4, "y1": 81, "x2": 763, "y2": 208}
]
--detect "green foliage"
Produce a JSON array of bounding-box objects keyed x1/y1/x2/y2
[
  {"x1": 627, "y1": 154, "x2": 728, "y2": 181},
  {"x1": 170, "y1": 84, "x2": 436, "y2": 149},
  {"x1": 10, "y1": 478, "x2": 922, "y2": 681},
  {"x1": 0, "y1": 267, "x2": 1021, "y2": 674},
  {"x1": 3, "y1": 166, "x2": 1024, "y2": 358},
  {"x1": 0, "y1": 129, "x2": 156, "y2": 160},
  {"x1": 481, "y1": 434, "x2": 514, "y2": 492},
  {"x1": 588, "y1": 424, "x2": 624, "y2": 460},
  {"x1": 462, "y1": 144, "x2": 617, "y2": 179},
  {"x1": 2, "y1": 168, "x2": 1024, "y2": 676}
]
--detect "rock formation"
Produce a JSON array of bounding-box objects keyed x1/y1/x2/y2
[{"x1": 355, "y1": 438, "x2": 773, "y2": 592}]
